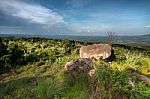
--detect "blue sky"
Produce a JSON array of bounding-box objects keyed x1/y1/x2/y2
[{"x1": 0, "y1": 0, "x2": 150, "y2": 36}]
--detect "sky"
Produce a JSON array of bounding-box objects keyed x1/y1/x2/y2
[{"x1": 0, "y1": 0, "x2": 150, "y2": 36}]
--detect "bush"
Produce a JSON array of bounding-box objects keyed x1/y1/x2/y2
[
  {"x1": 93, "y1": 64, "x2": 130, "y2": 98},
  {"x1": 114, "y1": 48, "x2": 126, "y2": 62},
  {"x1": 8, "y1": 43, "x2": 25, "y2": 66},
  {"x1": 137, "y1": 58, "x2": 150, "y2": 74},
  {"x1": 0, "y1": 37, "x2": 8, "y2": 57},
  {"x1": 0, "y1": 41, "x2": 26, "y2": 70},
  {"x1": 92, "y1": 61, "x2": 150, "y2": 99}
]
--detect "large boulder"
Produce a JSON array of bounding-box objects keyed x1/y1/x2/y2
[
  {"x1": 80, "y1": 44, "x2": 112, "y2": 59},
  {"x1": 65, "y1": 58, "x2": 93, "y2": 75}
]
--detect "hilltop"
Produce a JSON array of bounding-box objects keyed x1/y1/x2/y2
[{"x1": 0, "y1": 37, "x2": 150, "y2": 99}]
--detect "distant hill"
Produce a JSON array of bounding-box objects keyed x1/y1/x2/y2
[{"x1": 0, "y1": 34, "x2": 150, "y2": 46}]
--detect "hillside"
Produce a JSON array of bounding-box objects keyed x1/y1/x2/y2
[
  {"x1": 0, "y1": 37, "x2": 150, "y2": 99},
  {"x1": 0, "y1": 34, "x2": 150, "y2": 45}
]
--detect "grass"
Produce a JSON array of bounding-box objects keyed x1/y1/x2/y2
[
  {"x1": 112, "y1": 48, "x2": 150, "y2": 75},
  {"x1": 0, "y1": 77, "x2": 35, "y2": 99},
  {"x1": 0, "y1": 38, "x2": 150, "y2": 99},
  {"x1": 33, "y1": 76, "x2": 64, "y2": 99}
]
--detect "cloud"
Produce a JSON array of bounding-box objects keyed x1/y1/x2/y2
[
  {"x1": 144, "y1": 25, "x2": 150, "y2": 28},
  {"x1": 66, "y1": 0, "x2": 91, "y2": 7},
  {"x1": 0, "y1": 0, "x2": 64, "y2": 25}
]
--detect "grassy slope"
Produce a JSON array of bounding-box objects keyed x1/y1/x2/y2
[{"x1": 0, "y1": 38, "x2": 150, "y2": 99}]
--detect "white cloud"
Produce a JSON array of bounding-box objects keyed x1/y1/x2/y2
[
  {"x1": 0, "y1": 0, "x2": 64, "y2": 25},
  {"x1": 67, "y1": 21, "x2": 110, "y2": 34},
  {"x1": 144, "y1": 25, "x2": 150, "y2": 28}
]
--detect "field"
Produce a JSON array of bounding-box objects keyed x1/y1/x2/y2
[{"x1": 0, "y1": 37, "x2": 150, "y2": 99}]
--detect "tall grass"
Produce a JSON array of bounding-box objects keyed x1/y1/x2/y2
[
  {"x1": 33, "y1": 76, "x2": 64, "y2": 99},
  {"x1": 112, "y1": 49, "x2": 150, "y2": 74},
  {"x1": 91, "y1": 60, "x2": 150, "y2": 99}
]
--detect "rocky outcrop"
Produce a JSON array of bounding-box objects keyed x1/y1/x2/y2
[
  {"x1": 64, "y1": 58, "x2": 93, "y2": 75},
  {"x1": 80, "y1": 44, "x2": 112, "y2": 59},
  {"x1": 65, "y1": 44, "x2": 113, "y2": 76}
]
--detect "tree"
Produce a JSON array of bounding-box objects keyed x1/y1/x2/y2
[
  {"x1": 106, "y1": 31, "x2": 116, "y2": 46},
  {"x1": 8, "y1": 43, "x2": 25, "y2": 66},
  {"x1": 0, "y1": 37, "x2": 8, "y2": 57}
]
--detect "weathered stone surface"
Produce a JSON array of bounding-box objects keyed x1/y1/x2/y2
[
  {"x1": 134, "y1": 73, "x2": 150, "y2": 85},
  {"x1": 65, "y1": 58, "x2": 93, "y2": 75},
  {"x1": 88, "y1": 69, "x2": 96, "y2": 77},
  {"x1": 80, "y1": 44, "x2": 112, "y2": 59}
]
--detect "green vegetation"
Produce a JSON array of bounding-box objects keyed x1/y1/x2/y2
[{"x1": 0, "y1": 37, "x2": 150, "y2": 99}]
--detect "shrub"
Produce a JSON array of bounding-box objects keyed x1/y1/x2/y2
[
  {"x1": 92, "y1": 60, "x2": 150, "y2": 99},
  {"x1": 137, "y1": 58, "x2": 150, "y2": 74},
  {"x1": 7, "y1": 43, "x2": 25, "y2": 67},
  {"x1": 93, "y1": 63, "x2": 130, "y2": 99}
]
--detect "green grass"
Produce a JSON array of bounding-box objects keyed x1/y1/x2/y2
[
  {"x1": 33, "y1": 76, "x2": 64, "y2": 99},
  {"x1": 0, "y1": 38, "x2": 150, "y2": 99}
]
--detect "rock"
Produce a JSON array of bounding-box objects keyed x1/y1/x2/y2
[
  {"x1": 88, "y1": 69, "x2": 96, "y2": 77},
  {"x1": 80, "y1": 44, "x2": 112, "y2": 59},
  {"x1": 134, "y1": 73, "x2": 150, "y2": 85},
  {"x1": 65, "y1": 58, "x2": 93, "y2": 75}
]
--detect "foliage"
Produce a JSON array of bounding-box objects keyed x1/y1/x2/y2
[
  {"x1": 92, "y1": 60, "x2": 150, "y2": 99},
  {"x1": 0, "y1": 41, "x2": 25, "y2": 70},
  {"x1": 0, "y1": 37, "x2": 150, "y2": 99}
]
